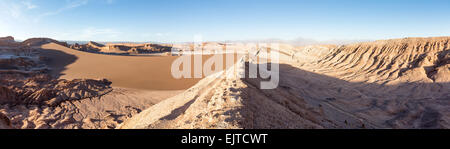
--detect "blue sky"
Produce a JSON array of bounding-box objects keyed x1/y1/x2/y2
[{"x1": 1, "y1": 0, "x2": 450, "y2": 42}]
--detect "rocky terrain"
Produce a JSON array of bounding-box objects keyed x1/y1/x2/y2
[
  {"x1": 0, "y1": 37, "x2": 179, "y2": 129},
  {"x1": 22, "y1": 38, "x2": 69, "y2": 47},
  {"x1": 0, "y1": 74, "x2": 112, "y2": 106},
  {"x1": 121, "y1": 37, "x2": 450, "y2": 129},
  {"x1": 290, "y1": 37, "x2": 450, "y2": 128},
  {"x1": 0, "y1": 36, "x2": 449, "y2": 129},
  {"x1": 69, "y1": 41, "x2": 172, "y2": 55}
]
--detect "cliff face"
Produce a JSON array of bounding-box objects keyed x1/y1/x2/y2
[
  {"x1": 312, "y1": 37, "x2": 450, "y2": 83},
  {"x1": 122, "y1": 37, "x2": 450, "y2": 129},
  {"x1": 0, "y1": 36, "x2": 20, "y2": 47},
  {"x1": 0, "y1": 39, "x2": 119, "y2": 129},
  {"x1": 0, "y1": 36, "x2": 14, "y2": 43},
  {"x1": 292, "y1": 37, "x2": 450, "y2": 128}
]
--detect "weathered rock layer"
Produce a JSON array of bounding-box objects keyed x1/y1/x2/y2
[{"x1": 121, "y1": 37, "x2": 450, "y2": 129}]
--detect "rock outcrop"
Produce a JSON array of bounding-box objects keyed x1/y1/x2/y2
[
  {"x1": 0, "y1": 36, "x2": 20, "y2": 47},
  {"x1": 1, "y1": 36, "x2": 69, "y2": 48},
  {"x1": 0, "y1": 36, "x2": 15, "y2": 43},
  {"x1": 22, "y1": 38, "x2": 68, "y2": 47},
  {"x1": 69, "y1": 42, "x2": 172, "y2": 55},
  {"x1": 1, "y1": 37, "x2": 166, "y2": 129},
  {"x1": 1, "y1": 39, "x2": 113, "y2": 107},
  {"x1": 1, "y1": 73, "x2": 112, "y2": 106},
  {"x1": 121, "y1": 37, "x2": 450, "y2": 129},
  {"x1": 291, "y1": 37, "x2": 450, "y2": 128}
]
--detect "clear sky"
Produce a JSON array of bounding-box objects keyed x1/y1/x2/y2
[{"x1": 1, "y1": 0, "x2": 450, "y2": 42}]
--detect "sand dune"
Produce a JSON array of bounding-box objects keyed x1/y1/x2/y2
[
  {"x1": 1, "y1": 36, "x2": 449, "y2": 129},
  {"x1": 1, "y1": 38, "x2": 240, "y2": 129},
  {"x1": 41, "y1": 43, "x2": 205, "y2": 90},
  {"x1": 1, "y1": 39, "x2": 188, "y2": 129},
  {"x1": 121, "y1": 37, "x2": 450, "y2": 129}
]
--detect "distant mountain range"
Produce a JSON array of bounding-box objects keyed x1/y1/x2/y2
[{"x1": 13, "y1": 37, "x2": 371, "y2": 46}]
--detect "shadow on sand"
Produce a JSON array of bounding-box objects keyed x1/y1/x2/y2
[
  {"x1": 234, "y1": 62, "x2": 449, "y2": 129},
  {"x1": 38, "y1": 48, "x2": 78, "y2": 78},
  {"x1": 31, "y1": 46, "x2": 450, "y2": 129}
]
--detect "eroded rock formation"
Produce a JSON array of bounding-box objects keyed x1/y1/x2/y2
[
  {"x1": 121, "y1": 37, "x2": 450, "y2": 129},
  {"x1": 69, "y1": 41, "x2": 172, "y2": 55},
  {"x1": 0, "y1": 73, "x2": 112, "y2": 106}
]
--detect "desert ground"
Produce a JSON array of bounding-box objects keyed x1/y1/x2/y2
[{"x1": 0, "y1": 36, "x2": 449, "y2": 129}]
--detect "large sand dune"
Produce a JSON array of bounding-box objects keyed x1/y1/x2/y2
[
  {"x1": 1, "y1": 36, "x2": 449, "y2": 129},
  {"x1": 1, "y1": 38, "x2": 242, "y2": 129},
  {"x1": 121, "y1": 37, "x2": 450, "y2": 129},
  {"x1": 41, "y1": 43, "x2": 205, "y2": 90},
  {"x1": 1, "y1": 38, "x2": 190, "y2": 129}
]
